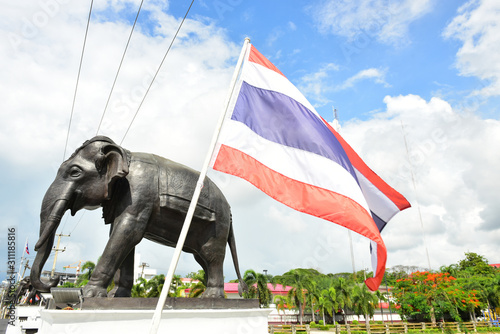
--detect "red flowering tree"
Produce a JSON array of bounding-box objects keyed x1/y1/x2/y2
[{"x1": 392, "y1": 271, "x2": 466, "y2": 324}]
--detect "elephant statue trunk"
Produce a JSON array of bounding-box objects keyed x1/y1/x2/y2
[
  {"x1": 30, "y1": 185, "x2": 73, "y2": 292},
  {"x1": 30, "y1": 233, "x2": 59, "y2": 292},
  {"x1": 35, "y1": 199, "x2": 68, "y2": 251}
]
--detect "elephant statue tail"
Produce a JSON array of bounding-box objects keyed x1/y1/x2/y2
[{"x1": 227, "y1": 215, "x2": 248, "y2": 297}]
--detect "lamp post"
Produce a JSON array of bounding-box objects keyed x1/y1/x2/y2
[{"x1": 140, "y1": 262, "x2": 150, "y2": 279}]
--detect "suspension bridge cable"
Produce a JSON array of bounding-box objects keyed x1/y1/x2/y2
[
  {"x1": 120, "y1": 0, "x2": 195, "y2": 145},
  {"x1": 63, "y1": 0, "x2": 94, "y2": 161},
  {"x1": 59, "y1": 213, "x2": 70, "y2": 235},
  {"x1": 69, "y1": 211, "x2": 86, "y2": 236},
  {"x1": 96, "y1": 0, "x2": 145, "y2": 136}
]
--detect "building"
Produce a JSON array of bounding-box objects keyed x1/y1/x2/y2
[
  {"x1": 133, "y1": 253, "x2": 157, "y2": 281},
  {"x1": 223, "y1": 282, "x2": 292, "y2": 299},
  {"x1": 40, "y1": 270, "x2": 77, "y2": 286}
]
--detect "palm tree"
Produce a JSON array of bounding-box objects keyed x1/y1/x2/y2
[
  {"x1": 440, "y1": 264, "x2": 460, "y2": 277},
  {"x1": 328, "y1": 285, "x2": 339, "y2": 324},
  {"x1": 317, "y1": 288, "x2": 335, "y2": 324},
  {"x1": 275, "y1": 269, "x2": 317, "y2": 325},
  {"x1": 334, "y1": 277, "x2": 354, "y2": 324},
  {"x1": 307, "y1": 281, "x2": 319, "y2": 323},
  {"x1": 145, "y1": 274, "x2": 165, "y2": 297},
  {"x1": 275, "y1": 295, "x2": 292, "y2": 324},
  {"x1": 131, "y1": 277, "x2": 147, "y2": 297},
  {"x1": 187, "y1": 270, "x2": 207, "y2": 297},
  {"x1": 243, "y1": 269, "x2": 273, "y2": 307},
  {"x1": 287, "y1": 286, "x2": 307, "y2": 325},
  {"x1": 168, "y1": 274, "x2": 184, "y2": 297},
  {"x1": 352, "y1": 284, "x2": 379, "y2": 324},
  {"x1": 76, "y1": 261, "x2": 95, "y2": 287},
  {"x1": 374, "y1": 289, "x2": 387, "y2": 323},
  {"x1": 485, "y1": 275, "x2": 500, "y2": 320}
]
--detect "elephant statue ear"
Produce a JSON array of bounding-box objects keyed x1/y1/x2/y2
[{"x1": 95, "y1": 143, "x2": 130, "y2": 199}]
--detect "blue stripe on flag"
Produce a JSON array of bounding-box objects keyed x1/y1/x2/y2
[
  {"x1": 371, "y1": 212, "x2": 387, "y2": 232},
  {"x1": 232, "y1": 81, "x2": 357, "y2": 178}
]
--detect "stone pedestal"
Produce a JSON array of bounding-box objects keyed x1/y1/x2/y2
[{"x1": 38, "y1": 298, "x2": 270, "y2": 334}]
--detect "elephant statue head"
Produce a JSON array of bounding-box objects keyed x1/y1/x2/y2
[{"x1": 31, "y1": 136, "x2": 129, "y2": 292}]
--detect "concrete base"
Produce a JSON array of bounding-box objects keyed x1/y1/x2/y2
[{"x1": 39, "y1": 298, "x2": 270, "y2": 334}]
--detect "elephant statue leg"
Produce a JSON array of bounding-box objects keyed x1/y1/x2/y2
[
  {"x1": 84, "y1": 217, "x2": 146, "y2": 297},
  {"x1": 108, "y1": 247, "x2": 135, "y2": 297},
  {"x1": 203, "y1": 260, "x2": 225, "y2": 298},
  {"x1": 198, "y1": 238, "x2": 226, "y2": 298}
]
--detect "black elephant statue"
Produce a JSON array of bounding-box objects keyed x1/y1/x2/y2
[{"x1": 30, "y1": 136, "x2": 247, "y2": 298}]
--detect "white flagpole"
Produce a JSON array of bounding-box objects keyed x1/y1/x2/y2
[{"x1": 149, "y1": 37, "x2": 250, "y2": 334}]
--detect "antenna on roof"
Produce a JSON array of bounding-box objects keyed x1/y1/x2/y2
[{"x1": 332, "y1": 107, "x2": 341, "y2": 132}]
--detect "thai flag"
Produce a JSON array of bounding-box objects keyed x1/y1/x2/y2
[
  {"x1": 25, "y1": 241, "x2": 30, "y2": 255},
  {"x1": 211, "y1": 43, "x2": 410, "y2": 290}
]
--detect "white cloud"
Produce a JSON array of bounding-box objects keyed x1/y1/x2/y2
[
  {"x1": 298, "y1": 66, "x2": 389, "y2": 107},
  {"x1": 298, "y1": 63, "x2": 339, "y2": 106},
  {"x1": 443, "y1": 0, "x2": 500, "y2": 96},
  {"x1": 341, "y1": 94, "x2": 500, "y2": 269},
  {"x1": 338, "y1": 68, "x2": 390, "y2": 90},
  {"x1": 309, "y1": 0, "x2": 433, "y2": 45}
]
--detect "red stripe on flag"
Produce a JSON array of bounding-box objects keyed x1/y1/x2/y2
[
  {"x1": 365, "y1": 243, "x2": 387, "y2": 291},
  {"x1": 248, "y1": 45, "x2": 285, "y2": 77},
  {"x1": 322, "y1": 118, "x2": 411, "y2": 211},
  {"x1": 214, "y1": 144, "x2": 384, "y2": 245}
]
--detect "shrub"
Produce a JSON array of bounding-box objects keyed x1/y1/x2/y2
[
  {"x1": 352, "y1": 320, "x2": 359, "y2": 325},
  {"x1": 310, "y1": 321, "x2": 317, "y2": 328},
  {"x1": 319, "y1": 320, "x2": 325, "y2": 326}
]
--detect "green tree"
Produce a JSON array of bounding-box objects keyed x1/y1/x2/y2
[
  {"x1": 392, "y1": 271, "x2": 465, "y2": 324},
  {"x1": 243, "y1": 269, "x2": 273, "y2": 307},
  {"x1": 439, "y1": 264, "x2": 460, "y2": 277},
  {"x1": 317, "y1": 286, "x2": 337, "y2": 325},
  {"x1": 458, "y1": 252, "x2": 495, "y2": 276},
  {"x1": 475, "y1": 274, "x2": 500, "y2": 321},
  {"x1": 275, "y1": 295, "x2": 292, "y2": 324},
  {"x1": 374, "y1": 289, "x2": 387, "y2": 323},
  {"x1": 187, "y1": 270, "x2": 206, "y2": 298},
  {"x1": 76, "y1": 261, "x2": 95, "y2": 287},
  {"x1": 61, "y1": 281, "x2": 76, "y2": 288},
  {"x1": 450, "y1": 252, "x2": 499, "y2": 320},
  {"x1": 131, "y1": 277, "x2": 147, "y2": 297},
  {"x1": 334, "y1": 277, "x2": 354, "y2": 324},
  {"x1": 275, "y1": 269, "x2": 320, "y2": 325},
  {"x1": 145, "y1": 274, "x2": 165, "y2": 298},
  {"x1": 306, "y1": 280, "x2": 320, "y2": 323},
  {"x1": 352, "y1": 284, "x2": 379, "y2": 322},
  {"x1": 168, "y1": 274, "x2": 185, "y2": 297}
]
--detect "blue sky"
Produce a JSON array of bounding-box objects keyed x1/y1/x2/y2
[{"x1": 1, "y1": 0, "x2": 499, "y2": 284}]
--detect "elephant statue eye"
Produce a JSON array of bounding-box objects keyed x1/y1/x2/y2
[{"x1": 69, "y1": 166, "x2": 82, "y2": 178}]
